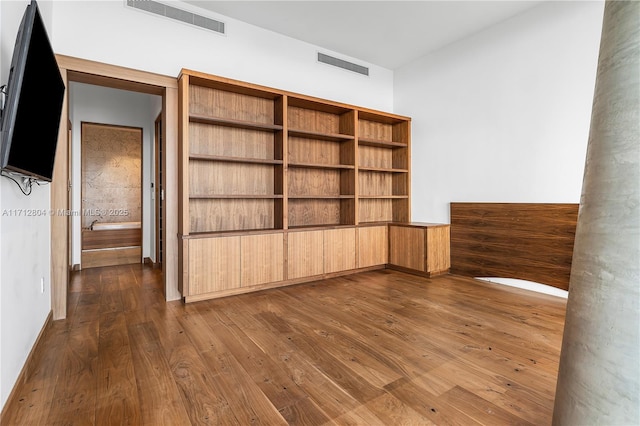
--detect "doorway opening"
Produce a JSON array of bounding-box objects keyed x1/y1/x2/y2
[{"x1": 51, "y1": 55, "x2": 180, "y2": 320}]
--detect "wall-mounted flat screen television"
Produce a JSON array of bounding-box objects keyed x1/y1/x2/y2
[{"x1": 0, "y1": 0, "x2": 65, "y2": 182}]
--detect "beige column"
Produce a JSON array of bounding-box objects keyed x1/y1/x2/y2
[{"x1": 552, "y1": 1, "x2": 639, "y2": 424}]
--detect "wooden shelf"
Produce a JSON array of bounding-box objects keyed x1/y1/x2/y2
[
  {"x1": 357, "y1": 115, "x2": 409, "y2": 223},
  {"x1": 358, "y1": 138, "x2": 407, "y2": 148},
  {"x1": 288, "y1": 195, "x2": 355, "y2": 199},
  {"x1": 358, "y1": 195, "x2": 408, "y2": 199},
  {"x1": 190, "y1": 114, "x2": 283, "y2": 132},
  {"x1": 190, "y1": 154, "x2": 283, "y2": 165},
  {"x1": 189, "y1": 194, "x2": 284, "y2": 199},
  {"x1": 357, "y1": 220, "x2": 393, "y2": 226},
  {"x1": 288, "y1": 224, "x2": 354, "y2": 231},
  {"x1": 185, "y1": 228, "x2": 283, "y2": 238},
  {"x1": 359, "y1": 166, "x2": 408, "y2": 173},
  {"x1": 289, "y1": 128, "x2": 354, "y2": 142},
  {"x1": 288, "y1": 162, "x2": 354, "y2": 170}
]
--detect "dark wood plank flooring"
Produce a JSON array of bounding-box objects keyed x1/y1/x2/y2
[{"x1": 1, "y1": 265, "x2": 566, "y2": 425}]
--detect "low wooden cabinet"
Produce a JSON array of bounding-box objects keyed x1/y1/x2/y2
[
  {"x1": 287, "y1": 230, "x2": 324, "y2": 280},
  {"x1": 324, "y1": 228, "x2": 356, "y2": 274},
  {"x1": 358, "y1": 225, "x2": 388, "y2": 268},
  {"x1": 241, "y1": 233, "x2": 284, "y2": 287},
  {"x1": 187, "y1": 236, "x2": 241, "y2": 296},
  {"x1": 389, "y1": 223, "x2": 450, "y2": 276},
  {"x1": 183, "y1": 222, "x2": 449, "y2": 301}
]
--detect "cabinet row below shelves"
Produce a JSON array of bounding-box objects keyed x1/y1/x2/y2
[
  {"x1": 181, "y1": 223, "x2": 450, "y2": 302},
  {"x1": 184, "y1": 227, "x2": 373, "y2": 301}
]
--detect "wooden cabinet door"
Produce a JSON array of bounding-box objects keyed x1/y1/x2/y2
[
  {"x1": 241, "y1": 233, "x2": 284, "y2": 287},
  {"x1": 389, "y1": 225, "x2": 425, "y2": 272},
  {"x1": 188, "y1": 236, "x2": 241, "y2": 295},
  {"x1": 426, "y1": 226, "x2": 451, "y2": 274},
  {"x1": 358, "y1": 226, "x2": 388, "y2": 268},
  {"x1": 324, "y1": 228, "x2": 356, "y2": 273},
  {"x1": 288, "y1": 230, "x2": 324, "y2": 280}
]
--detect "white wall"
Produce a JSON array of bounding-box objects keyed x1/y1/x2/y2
[
  {"x1": 70, "y1": 82, "x2": 161, "y2": 266},
  {"x1": 0, "y1": 0, "x2": 55, "y2": 410},
  {"x1": 51, "y1": 0, "x2": 393, "y2": 111},
  {"x1": 395, "y1": 1, "x2": 604, "y2": 223}
]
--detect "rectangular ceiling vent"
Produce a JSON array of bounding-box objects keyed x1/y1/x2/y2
[
  {"x1": 318, "y1": 53, "x2": 369, "y2": 76},
  {"x1": 126, "y1": 0, "x2": 225, "y2": 35}
]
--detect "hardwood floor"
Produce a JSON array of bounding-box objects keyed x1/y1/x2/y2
[{"x1": 1, "y1": 265, "x2": 566, "y2": 425}]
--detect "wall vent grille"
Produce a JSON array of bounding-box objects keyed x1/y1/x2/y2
[
  {"x1": 126, "y1": 0, "x2": 225, "y2": 34},
  {"x1": 318, "y1": 53, "x2": 369, "y2": 76}
]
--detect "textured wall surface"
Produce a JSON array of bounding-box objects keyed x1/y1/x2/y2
[{"x1": 81, "y1": 123, "x2": 142, "y2": 229}]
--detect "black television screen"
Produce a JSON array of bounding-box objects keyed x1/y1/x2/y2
[{"x1": 0, "y1": 0, "x2": 65, "y2": 182}]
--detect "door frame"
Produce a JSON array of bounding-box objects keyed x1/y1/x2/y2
[
  {"x1": 154, "y1": 114, "x2": 163, "y2": 268},
  {"x1": 52, "y1": 55, "x2": 180, "y2": 320}
]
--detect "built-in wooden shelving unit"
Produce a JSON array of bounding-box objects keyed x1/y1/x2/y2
[
  {"x1": 286, "y1": 96, "x2": 356, "y2": 229},
  {"x1": 178, "y1": 69, "x2": 446, "y2": 302},
  {"x1": 357, "y1": 111, "x2": 410, "y2": 224}
]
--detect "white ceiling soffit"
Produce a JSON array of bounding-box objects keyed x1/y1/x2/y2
[{"x1": 181, "y1": 1, "x2": 544, "y2": 70}]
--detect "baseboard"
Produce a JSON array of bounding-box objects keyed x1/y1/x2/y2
[{"x1": 0, "y1": 310, "x2": 53, "y2": 420}]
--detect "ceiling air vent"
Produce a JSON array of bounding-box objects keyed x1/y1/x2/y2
[
  {"x1": 318, "y1": 53, "x2": 369, "y2": 76},
  {"x1": 126, "y1": 0, "x2": 225, "y2": 35}
]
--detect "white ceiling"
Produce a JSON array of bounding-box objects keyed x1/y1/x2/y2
[{"x1": 183, "y1": 1, "x2": 544, "y2": 69}]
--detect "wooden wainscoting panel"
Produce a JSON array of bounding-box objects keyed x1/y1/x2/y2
[{"x1": 450, "y1": 203, "x2": 579, "y2": 290}]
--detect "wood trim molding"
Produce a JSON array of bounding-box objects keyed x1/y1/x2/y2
[
  {"x1": 51, "y1": 67, "x2": 69, "y2": 321},
  {"x1": 56, "y1": 54, "x2": 177, "y2": 92}
]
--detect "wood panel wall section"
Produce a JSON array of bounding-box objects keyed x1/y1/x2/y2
[
  {"x1": 449, "y1": 203, "x2": 579, "y2": 290},
  {"x1": 177, "y1": 69, "x2": 430, "y2": 302}
]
